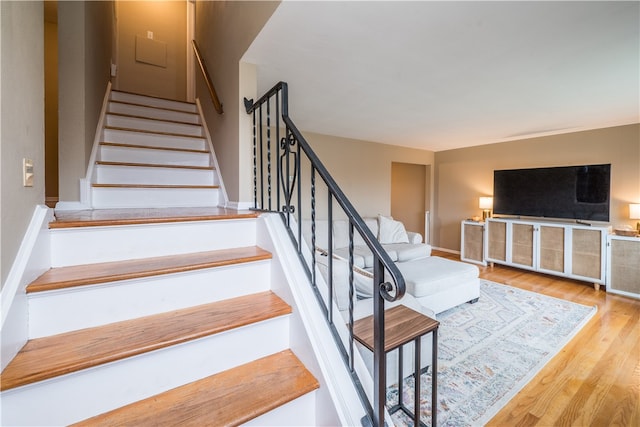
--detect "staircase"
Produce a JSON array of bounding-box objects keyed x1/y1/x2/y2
[
  {"x1": 91, "y1": 91, "x2": 221, "y2": 208},
  {"x1": 0, "y1": 92, "x2": 323, "y2": 426}
]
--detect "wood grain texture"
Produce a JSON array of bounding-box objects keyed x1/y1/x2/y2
[
  {"x1": 92, "y1": 183, "x2": 219, "y2": 189},
  {"x1": 104, "y1": 126, "x2": 204, "y2": 140},
  {"x1": 71, "y1": 350, "x2": 319, "y2": 427},
  {"x1": 99, "y1": 141, "x2": 208, "y2": 153},
  {"x1": 353, "y1": 305, "x2": 439, "y2": 352},
  {"x1": 110, "y1": 99, "x2": 200, "y2": 115},
  {"x1": 95, "y1": 161, "x2": 214, "y2": 170},
  {"x1": 50, "y1": 207, "x2": 259, "y2": 229},
  {"x1": 1, "y1": 291, "x2": 291, "y2": 391},
  {"x1": 433, "y1": 250, "x2": 640, "y2": 427},
  {"x1": 107, "y1": 112, "x2": 201, "y2": 127},
  {"x1": 27, "y1": 246, "x2": 271, "y2": 293}
]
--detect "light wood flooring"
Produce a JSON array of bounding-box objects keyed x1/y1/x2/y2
[{"x1": 434, "y1": 250, "x2": 640, "y2": 427}]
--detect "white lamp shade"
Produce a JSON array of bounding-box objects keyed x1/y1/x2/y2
[
  {"x1": 630, "y1": 204, "x2": 640, "y2": 220},
  {"x1": 479, "y1": 197, "x2": 493, "y2": 210}
]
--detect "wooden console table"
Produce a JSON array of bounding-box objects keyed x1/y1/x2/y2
[{"x1": 353, "y1": 305, "x2": 439, "y2": 427}]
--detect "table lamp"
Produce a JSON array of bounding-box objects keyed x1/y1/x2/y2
[
  {"x1": 630, "y1": 203, "x2": 640, "y2": 234},
  {"x1": 479, "y1": 197, "x2": 493, "y2": 220}
]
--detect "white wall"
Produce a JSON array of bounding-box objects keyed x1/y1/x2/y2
[{"x1": 0, "y1": 1, "x2": 45, "y2": 287}]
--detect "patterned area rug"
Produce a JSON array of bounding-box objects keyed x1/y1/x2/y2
[{"x1": 387, "y1": 280, "x2": 597, "y2": 426}]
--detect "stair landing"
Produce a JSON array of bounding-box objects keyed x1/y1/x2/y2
[{"x1": 51, "y1": 206, "x2": 259, "y2": 229}]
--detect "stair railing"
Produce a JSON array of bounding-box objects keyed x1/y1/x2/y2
[
  {"x1": 245, "y1": 82, "x2": 406, "y2": 427},
  {"x1": 192, "y1": 40, "x2": 223, "y2": 114}
]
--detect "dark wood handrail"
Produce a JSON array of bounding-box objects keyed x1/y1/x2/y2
[
  {"x1": 192, "y1": 40, "x2": 223, "y2": 114},
  {"x1": 245, "y1": 82, "x2": 406, "y2": 427}
]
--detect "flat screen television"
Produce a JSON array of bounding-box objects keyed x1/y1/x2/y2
[{"x1": 493, "y1": 164, "x2": 611, "y2": 222}]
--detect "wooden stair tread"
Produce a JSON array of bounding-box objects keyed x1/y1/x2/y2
[
  {"x1": 111, "y1": 90, "x2": 197, "y2": 107},
  {"x1": 100, "y1": 141, "x2": 207, "y2": 153},
  {"x1": 0, "y1": 291, "x2": 291, "y2": 391},
  {"x1": 92, "y1": 183, "x2": 219, "y2": 189},
  {"x1": 107, "y1": 112, "x2": 202, "y2": 127},
  {"x1": 50, "y1": 207, "x2": 259, "y2": 229},
  {"x1": 104, "y1": 125, "x2": 204, "y2": 139},
  {"x1": 27, "y1": 246, "x2": 271, "y2": 293},
  {"x1": 71, "y1": 350, "x2": 319, "y2": 427},
  {"x1": 110, "y1": 99, "x2": 200, "y2": 115},
  {"x1": 95, "y1": 160, "x2": 214, "y2": 171}
]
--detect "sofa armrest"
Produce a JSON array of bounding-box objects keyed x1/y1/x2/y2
[{"x1": 407, "y1": 231, "x2": 423, "y2": 244}]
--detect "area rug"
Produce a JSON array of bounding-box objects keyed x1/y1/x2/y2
[{"x1": 387, "y1": 280, "x2": 597, "y2": 427}]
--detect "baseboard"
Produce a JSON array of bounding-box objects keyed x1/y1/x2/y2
[
  {"x1": 432, "y1": 246, "x2": 460, "y2": 255},
  {"x1": 54, "y1": 201, "x2": 92, "y2": 211},
  {"x1": 224, "y1": 201, "x2": 254, "y2": 211}
]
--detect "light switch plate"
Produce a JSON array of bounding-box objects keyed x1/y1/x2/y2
[{"x1": 23, "y1": 158, "x2": 34, "y2": 187}]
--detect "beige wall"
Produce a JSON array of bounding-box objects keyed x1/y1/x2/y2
[
  {"x1": 391, "y1": 162, "x2": 427, "y2": 235},
  {"x1": 58, "y1": 1, "x2": 114, "y2": 203},
  {"x1": 115, "y1": 1, "x2": 187, "y2": 101},
  {"x1": 433, "y1": 124, "x2": 640, "y2": 251},
  {"x1": 302, "y1": 132, "x2": 435, "y2": 223},
  {"x1": 0, "y1": 1, "x2": 45, "y2": 286},
  {"x1": 195, "y1": 1, "x2": 279, "y2": 203}
]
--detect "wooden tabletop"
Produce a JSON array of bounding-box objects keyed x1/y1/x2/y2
[{"x1": 353, "y1": 305, "x2": 439, "y2": 352}]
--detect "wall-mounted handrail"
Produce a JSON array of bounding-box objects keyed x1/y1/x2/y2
[
  {"x1": 245, "y1": 82, "x2": 406, "y2": 427},
  {"x1": 192, "y1": 40, "x2": 223, "y2": 114}
]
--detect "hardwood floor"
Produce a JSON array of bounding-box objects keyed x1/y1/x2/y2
[{"x1": 434, "y1": 250, "x2": 640, "y2": 427}]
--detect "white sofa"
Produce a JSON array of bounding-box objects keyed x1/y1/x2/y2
[
  {"x1": 304, "y1": 215, "x2": 480, "y2": 385},
  {"x1": 305, "y1": 215, "x2": 480, "y2": 315}
]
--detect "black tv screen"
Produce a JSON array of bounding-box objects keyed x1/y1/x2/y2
[{"x1": 493, "y1": 164, "x2": 610, "y2": 222}]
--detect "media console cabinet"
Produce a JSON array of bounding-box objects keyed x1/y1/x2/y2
[{"x1": 461, "y1": 218, "x2": 609, "y2": 289}]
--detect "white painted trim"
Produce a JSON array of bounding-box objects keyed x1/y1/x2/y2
[
  {"x1": 224, "y1": 200, "x2": 254, "y2": 210},
  {"x1": 54, "y1": 201, "x2": 92, "y2": 211},
  {"x1": 1, "y1": 205, "x2": 53, "y2": 370},
  {"x1": 257, "y1": 214, "x2": 373, "y2": 426},
  {"x1": 82, "y1": 81, "x2": 112, "y2": 208},
  {"x1": 195, "y1": 97, "x2": 229, "y2": 207}
]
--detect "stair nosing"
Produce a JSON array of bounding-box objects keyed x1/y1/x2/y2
[
  {"x1": 110, "y1": 90, "x2": 197, "y2": 108},
  {"x1": 109, "y1": 100, "x2": 200, "y2": 116},
  {"x1": 106, "y1": 112, "x2": 202, "y2": 128},
  {"x1": 70, "y1": 350, "x2": 319, "y2": 427},
  {"x1": 0, "y1": 291, "x2": 291, "y2": 392},
  {"x1": 95, "y1": 161, "x2": 214, "y2": 171},
  {"x1": 27, "y1": 246, "x2": 271, "y2": 293},
  {"x1": 104, "y1": 126, "x2": 205, "y2": 140},
  {"x1": 99, "y1": 141, "x2": 208, "y2": 154},
  {"x1": 91, "y1": 183, "x2": 219, "y2": 189},
  {"x1": 48, "y1": 210, "x2": 260, "y2": 230}
]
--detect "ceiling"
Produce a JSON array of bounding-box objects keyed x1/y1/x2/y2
[{"x1": 243, "y1": 1, "x2": 640, "y2": 152}]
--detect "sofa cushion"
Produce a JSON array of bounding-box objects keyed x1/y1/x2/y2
[
  {"x1": 378, "y1": 215, "x2": 409, "y2": 244},
  {"x1": 396, "y1": 256, "x2": 479, "y2": 298},
  {"x1": 382, "y1": 243, "x2": 432, "y2": 262}
]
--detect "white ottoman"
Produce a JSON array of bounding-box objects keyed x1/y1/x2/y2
[{"x1": 395, "y1": 256, "x2": 480, "y2": 314}]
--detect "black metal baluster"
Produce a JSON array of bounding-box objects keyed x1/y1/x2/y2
[
  {"x1": 252, "y1": 109, "x2": 257, "y2": 209},
  {"x1": 259, "y1": 105, "x2": 264, "y2": 210},
  {"x1": 327, "y1": 192, "x2": 333, "y2": 324},
  {"x1": 311, "y1": 166, "x2": 316, "y2": 289},
  {"x1": 267, "y1": 97, "x2": 272, "y2": 211},
  {"x1": 349, "y1": 221, "x2": 355, "y2": 372}
]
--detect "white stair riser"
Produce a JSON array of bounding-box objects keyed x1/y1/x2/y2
[
  {"x1": 28, "y1": 261, "x2": 272, "y2": 338},
  {"x1": 91, "y1": 186, "x2": 220, "y2": 209},
  {"x1": 108, "y1": 102, "x2": 201, "y2": 124},
  {"x1": 50, "y1": 219, "x2": 255, "y2": 267},
  {"x1": 103, "y1": 128, "x2": 206, "y2": 151},
  {"x1": 1, "y1": 317, "x2": 290, "y2": 427},
  {"x1": 110, "y1": 91, "x2": 197, "y2": 113},
  {"x1": 106, "y1": 115, "x2": 203, "y2": 137},
  {"x1": 99, "y1": 144, "x2": 211, "y2": 167},
  {"x1": 244, "y1": 392, "x2": 317, "y2": 426},
  {"x1": 95, "y1": 164, "x2": 216, "y2": 186}
]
